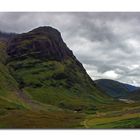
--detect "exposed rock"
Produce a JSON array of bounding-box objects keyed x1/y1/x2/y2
[{"x1": 7, "y1": 26, "x2": 76, "y2": 61}]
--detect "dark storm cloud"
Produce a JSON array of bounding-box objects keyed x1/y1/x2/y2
[{"x1": 0, "y1": 12, "x2": 140, "y2": 85}]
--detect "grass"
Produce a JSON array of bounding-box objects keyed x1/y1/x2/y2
[
  {"x1": 0, "y1": 40, "x2": 86, "y2": 128},
  {"x1": 7, "y1": 56, "x2": 113, "y2": 112},
  {"x1": 0, "y1": 109, "x2": 85, "y2": 128},
  {"x1": 25, "y1": 87, "x2": 99, "y2": 111},
  {"x1": 0, "y1": 41, "x2": 30, "y2": 111},
  {"x1": 93, "y1": 118, "x2": 140, "y2": 128},
  {"x1": 83, "y1": 103, "x2": 140, "y2": 128}
]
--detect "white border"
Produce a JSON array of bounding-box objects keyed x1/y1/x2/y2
[
  {"x1": 0, "y1": 0, "x2": 140, "y2": 140},
  {"x1": 0, "y1": 130, "x2": 140, "y2": 140},
  {"x1": 0, "y1": 0, "x2": 140, "y2": 11}
]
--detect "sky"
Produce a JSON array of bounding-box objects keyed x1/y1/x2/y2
[{"x1": 0, "y1": 12, "x2": 140, "y2": 86}]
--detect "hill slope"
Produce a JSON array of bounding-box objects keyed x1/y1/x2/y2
[
  {"x1": 6, "y1": 26, "x2": 112, "y2": 112},
  {"x1": 126, "y1": 89, "x2": 140, "y2": 101},
  {"x1": 0, "y1": 40, "x2": 28, "y2": 112},
  {"x1": 0, "y1": 36, "x2": 85, "y2": 128},
  {"x1": 95, "y1": 79, "x2": 138, "y2": 98}
]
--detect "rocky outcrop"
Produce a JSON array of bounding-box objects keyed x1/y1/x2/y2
[{"x1": 7, "y1": 26, "x2": 76, "y2": 61}]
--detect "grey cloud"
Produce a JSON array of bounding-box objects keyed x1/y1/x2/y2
[{"x1": 0, "y1": 12, "x2": 140, "y2": 85}]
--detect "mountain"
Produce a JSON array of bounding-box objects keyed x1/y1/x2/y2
[
  {"x1": 0, "y1": 39, "x2": 28, "y2": 112},
  {"x1": 126, "y1": 89, "x2": 140, "y2": 101},
  {"x1": 6, "y1": 26, "x2": 112, "y2": 112},
  {"x1": 0, "y1": 26, "x2": 112, "y2": 128},
  {"x1": 0, "y1": 31, "x2": 16, "y2": 42},
  {"x1": 94, "y1": 79, "x2": 138, "y2": 98}
]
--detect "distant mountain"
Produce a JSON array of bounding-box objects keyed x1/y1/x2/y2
[
  {"x1": 94, "y1": 79, "x2": 138, "y2": 98},
  {"x1": 126, "y1": 89, "x2": 140, "y2": 101}
]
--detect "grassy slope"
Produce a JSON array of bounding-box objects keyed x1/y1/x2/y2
[
  {"x1": 83, "y1": 102, "x2": 140, "y2": 128},
  {"x1": 95, "y1": 79, "x2": 138, "y2": 98},
  {"x1": 0, "y1": 109, "x2": 84, "y2": 128},
  {"x1": 7, "y1": 56, "x2": 113, "y2": 112},
  {"x1": 127, "y1": 89, "x2": 140, "y2": 101},
  {"x1": 0, "y1": 41, "x2": 29, "y2": 110},
  {"x1": 0, "y1": 41, "x2": 86, "y2": 128}
]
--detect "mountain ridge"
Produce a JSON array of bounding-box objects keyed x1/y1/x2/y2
[{"x1": 95, "y1": 79, "x2": 139, "y2": 98}]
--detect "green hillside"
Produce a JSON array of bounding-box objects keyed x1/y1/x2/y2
[
  {"x1": 7, "y1": 27, "x2": 112, "y2": 112},
  {"x1": 95, "y1": 79, "x2": 138, "y2": 98},
  {"x1": 0, "y1": 41, "x2": 28, "y2": 111},
  {"x1": 127, "y1": 89, "x2": 140, "y2": 101},
  {"x1": 0, "y1": 39, "x2": 85, "y2": 128}
]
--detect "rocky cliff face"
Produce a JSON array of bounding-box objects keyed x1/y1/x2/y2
[{"x1": 7, "y1": 27, "x2": 75, "y2": 60}]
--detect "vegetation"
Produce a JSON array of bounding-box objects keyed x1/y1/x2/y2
[
  {"x1": 0, "y1": 42, "x2": 28, "y2": 110},
  {"x1": 95, "y1": 79, "x2": 138, "y2": 98},
  {"x1": 83, "y1": 104, "x2": 140, "y2": 128}
]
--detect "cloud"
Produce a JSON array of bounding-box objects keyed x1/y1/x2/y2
[
  {"x1": 102, "y1": 70, "x2": 120, "y2": 80},
  {"x1": 0, "y1": 12, "x2": 140, "y2": 86}
]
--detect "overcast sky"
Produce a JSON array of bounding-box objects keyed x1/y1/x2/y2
[{"x1": 1, "y1": 12, "x2": 140, "y2": 86}]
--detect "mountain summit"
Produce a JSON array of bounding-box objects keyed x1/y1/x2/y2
[{"x1": 7, "y1": 26, "x2": 76, "y2": 61}]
